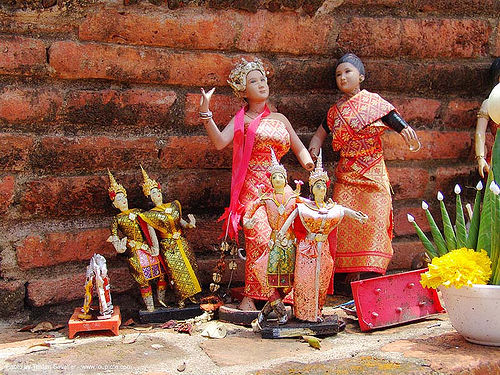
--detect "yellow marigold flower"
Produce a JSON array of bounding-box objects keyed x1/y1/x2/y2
[{"x1": 420, "y1": 248, "x2": 492, "y2": 289}]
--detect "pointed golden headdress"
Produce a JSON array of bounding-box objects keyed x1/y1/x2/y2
[
  {"x1": 141, "y1": 165, "x2": 160, "y2": 197},
  {"x1": 227, "y1": 57, "x2": 267, "y2": 98},
  {"x1": 268, "y1": 147, "x2": 287, "y2": 179},
  {"x1": 309, "y1": 149, "x2": 329, "y2": 187},
  {"x1": 107, "y1": 169, "x2": 127, "y2": 200}
]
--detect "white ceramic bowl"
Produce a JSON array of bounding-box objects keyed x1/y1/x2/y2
[{"x1": 440, "y1": 284, "x2": 500, "y2": 346}]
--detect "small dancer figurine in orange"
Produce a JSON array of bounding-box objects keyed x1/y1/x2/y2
[
  {"x1": 243, "y1": 148, "x2": 302, "y2": 325},
  {"x1": 279, "y1": 151, "x2": 367, "y2": 322}
]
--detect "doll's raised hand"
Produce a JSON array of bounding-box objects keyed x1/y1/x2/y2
[
  {"x1": 187, "y1": 214, "x2": 196, "y2": 228},
  {"x1": 243, "y1": 216, "x2": 256, "y2": 229},
  {"x1": 200, "y1": 87, "x2": 215, "y2": 113},
  {"x1": 400, "y1": 126, "x2": 421, "y2": 152},
  {"x1": 478, "y1": 157, "x2": 490, "y2": 178}
]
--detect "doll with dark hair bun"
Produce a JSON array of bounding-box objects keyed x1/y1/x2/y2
[{"x1": 308, "y1": 53, "x2": 420, "y2": 294}]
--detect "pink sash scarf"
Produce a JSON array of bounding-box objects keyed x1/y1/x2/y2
[{"x1": 218, "y1": 105, "x2": 271, "y2": 241}]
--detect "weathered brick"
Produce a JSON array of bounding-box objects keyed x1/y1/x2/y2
[
  {"x1": 185, "y1": 93, "x2": 243, "y2": 127},
  {"x1": 275, "y1": 94, "x2": 334, "y2": 132},
  {"x1": 16, "y1": 227, "x2": 115, "y2": 270},
  {"x1": 442, "y1": 99, "x2": 482, "y2": 129},
  {"x1": 162, "y1": 169, "x2": 231, "y2": 213},
  {"x1": 79, "y1": 8, "x2": 238, "y2": 51},
  {"x1": 0, "y1": 87, "x2": 62, "y2": 123},
  {"x1": 27, "y1": 266, "x2": 135, "y2": 307},
  {"x1": 159, "y1": 136, "x2": 232, "y2": 170},
  {"x1": 401, "y1": 19, "x2": 490, "y2": 58},
  {"x1": 33, "y1": 136, "x2": 160, "y2": 174},
  {"x1": 273, "y1": 57, "x2": 334, "y2": 92},
  {"x1": 383, "y1": 131, "x2": 473, "y2": 161},
  {"x1": 390, "y1": 97, "x2": 441, "y2": 124},
  {"x1": 49, "y1": 41, "x2": 235, "y2": 86},
  {"x1": 337, "y1": 17, "x2": 401, "y2": 58},
  {"x1": 236, "y1": 10, "x2": 337, "y2": 55},
  {"x1": 183, "y1": 216, "x2": 222, "y2": 254},
  {"x1": 366, "y1": 60, "x2": 487, "y2": 96},
  {"x1": 61, "y1": 89, "x2": 177, "y2": 128},
  {"x1": 0, "y1": 133, "x2": 34, "y2": 172},
  {"x1": 394, "y1": 203, "x2": 431, "y2": 237},
  {"x1": 433, "y1": 165, "x2": 478, "y2": 200},
  {"x1": 20, "y1": 175, "x2": 111, "y2": 218},
  {"x1": 0, "y1": 280, "x2": 25, "y2": 317},
  {"x1": 494, "y1": 21, "x2": 500, "y2": 58},
  {"x1": 0, "y1": 9, "x2": 81, "y2": 36},
  {"x1": 388, "y1": 240, "x2": 427, "y2": 271},
  {"x1": 388, "y1": 167, "x2": 429, "y2": 201},
  {"x1": 0, "y1": 36, "x2": 47, "y2": 76},
  {"x1": 0, "y1": 175, "x2": 15, "y2": 215},
  {"x1": 406, "y1": 0, "x2": 499, "y2": 14}
]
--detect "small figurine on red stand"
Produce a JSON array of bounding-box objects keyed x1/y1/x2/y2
[{"x1": 78, "y1": 254, "x2": 113, "y2": 320}]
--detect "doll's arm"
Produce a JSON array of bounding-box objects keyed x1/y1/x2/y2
[
  {"x1": 278, "y1": 208, "x2": 298, "y2": 238},
  {"x1": 475, "y1": 100, "x2": 490, "y2": 178},
  {"x1": 382, "y1": 111, "x2": 420, "y2": 150},
  {"x1": 343, "y1": 207, "x2": 368, "y2": 224},
  {"x1": 243, "y1": 199, "x2": 264, "y2": 229},
  {"x1": 199, "y1": 87, "x2": 234, "y2": 150},
  {"x1": 308, "y1": 124, "x2": 328, "y2": 162},
  {"x1": 107, "y1": 218, "x2": 127, "y2": 253},
  {"x1": 180, "y1": 214, "x2": 196, "y2": 229},
  {"x1": 280, "y1": 114, "x2": 314, "y2": 171},
  {"x1": 146, "y1": 223, "x2": 160, "y2": 256}
]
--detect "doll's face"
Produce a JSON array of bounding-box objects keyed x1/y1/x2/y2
[
  {"x1": 270, "y1": 172, "x2": 286, "y2": 190},
  {"x1": 335, "y1": 62, "x2": 363, "y2": 95},
  {"x1": 150, "y1": 187, "x2": 163, "y2": 206},
  {"x1": 243, "y1": 70, "x2": 269, "y2": 102},
  {"x1": 112, "y1": 192, "x2": 128, "y2": 212},
  {"x1": 311, "y1": 181, "x2": 327, "y2": 201}
]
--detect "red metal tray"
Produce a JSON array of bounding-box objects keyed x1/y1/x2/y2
[{"x1": 351, "y1": 269, "x2": 445, "y2": 331}]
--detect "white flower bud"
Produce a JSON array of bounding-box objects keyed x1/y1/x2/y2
[
  {"x1": 489, "y1": 182, "x2": 500, "y2": 195},
  {"x1": 407, "y1": 214, "x2": 415, "y2": 223},
  {"x1": 421, "y1": 201, "x2": 429, "y2": 210},
  {"x1": 437, "y1": 191, "x2": 444, "y2": 201},
  {"x1": 454, "y1": 184, "x2": 461, "y2": 194},
  {"x1": 476, "y1": 181, "x2": 483, "y2": 190}
]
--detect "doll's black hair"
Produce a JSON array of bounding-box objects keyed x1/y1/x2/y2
[{"x1": 489, "y1": 58, "x2": 500, "y2": 87}]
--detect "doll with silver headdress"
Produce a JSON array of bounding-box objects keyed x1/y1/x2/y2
[
  {"x1": 243, "y1": 147, "x2": 303, "y2": 325},
  {"x1": 199, "y1": 57, "x2": 314, "y2": 311},
  {"x1": 308, "y1": 53, "x2": 420, "y2": 293},
  {"x1": 279, "y1": 151, "x2": 367, "y2": 322},
  {"x1": 106, "y1": 170, "x2": 167, "y2": 312},
  {"x1": 138, "y1": 167, "x2": 201, "y2": 308}
]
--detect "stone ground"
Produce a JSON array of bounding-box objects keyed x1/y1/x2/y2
[{"x1": 0, "y1": 295, "x2": 499, "y2": 375}]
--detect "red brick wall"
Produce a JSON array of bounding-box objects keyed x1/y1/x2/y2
[{"x1": 1, "y1": 0, "x2": 498, "y2": 314}]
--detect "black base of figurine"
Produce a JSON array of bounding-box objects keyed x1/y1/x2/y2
[
  {"x1": 139, "y1": 304, "x2": 202, "y2": 323},
  {"x1": 259, "y1": 314, "x2": 346, "y2": 339},
  {"x1": 219, "y1": 303, "x2": 292, "y2": 326}
]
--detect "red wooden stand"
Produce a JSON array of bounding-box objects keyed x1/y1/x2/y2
[{"x1": 68, "y1": 306, "x2": 121, "y2": 338}]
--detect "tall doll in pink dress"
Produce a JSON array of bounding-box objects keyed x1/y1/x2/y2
[
  {"x1": 199, "y1": 58, "x2": 314, "y2": 310},
  {"x1": 243, "y1": 148, "x2": 302, "y2": 324},
  {"x1": 279, "y1": 151, "x2": 367, "y2": 322}
]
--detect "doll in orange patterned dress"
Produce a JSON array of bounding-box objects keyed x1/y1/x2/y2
[
  {"x1": 199, "y1": 58, "x2": 314, "y2": 311},
  {"x1": 308, "y1": 53, "x2": 419, "y2": 294}
]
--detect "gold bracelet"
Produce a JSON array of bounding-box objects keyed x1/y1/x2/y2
[{"x1": 475, "y1": 155, "x2": 485, "y2": 160}]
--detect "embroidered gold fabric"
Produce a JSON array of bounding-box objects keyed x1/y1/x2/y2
[
  {"x1": 111, "y1": 208, "x2": 163, "y2": 287},
  {"x1": 140, "y1": 201, "x2": 201, "y2": 300}
]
